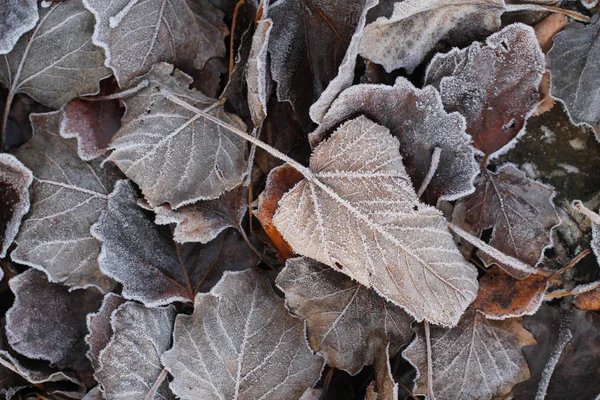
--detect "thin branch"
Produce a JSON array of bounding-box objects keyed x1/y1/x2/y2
[
  {"x1": 545, "y1": 280, "x2": 600, "y2": 299},
  {"x1": 549, "y1": 249, "x2": 591, "y2": 279},
  {"x1": 229, "y1": 0, "x2": 246, "y2": 76},
  {"x1": 417, "y1": 147, "x2": 441, "y2": 199}
]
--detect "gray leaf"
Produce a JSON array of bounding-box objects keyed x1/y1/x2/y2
[
  {"x1": 11, "y1": 111, "x2": 119, "y2": 292},
  {"x1": 0, "y1": 0, "x2": 38, "y2": 54},
  {"x1": 276, "y1": 257, "x2": 412, "y2": 375},
  {"x1": 161, "y1": 269, "x2": 325, "y2": 400},
  {"x1": 247, "y1": 13, "x2": 272, "y2": 128},
  {"x1": 107, "y1": 63, "x2": 247, "y2": 208},
  {"x1": 274, "y1": 116, "x2": 478, "y2": 327},
  {"x1": 85, "y1": 293, "x2": 126, "y2": 371},
  {"x1": 548, "y1": 14, "x2": 600, "y2": 140},
  {"x1": 0, "y1": 0, "x2": 110, "y2": 109},
  {"x1": 95, "y1": 302, "x2": 175, "y2": 400}
]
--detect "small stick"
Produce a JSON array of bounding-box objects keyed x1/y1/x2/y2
[
  {"x1": 545, "y1": 280, "x2": 600, "y2": 299},
  {"x1": 549, "y1": 249, "x2": 591, "y2": 279},
  {"x1": 424, "y1": 321, "x2": 435, "y2": 399},
  {"x1": 229, "y1": 0, "x2": 246, "y2": 76},
  {"x1": 417, "y1": 147, "x2": 441, "y2": 199},
  {"x1": 145, "y1": 368, "x2": 169, "y2": 400}
]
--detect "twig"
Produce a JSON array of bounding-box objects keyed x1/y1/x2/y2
[
  {"x1": 229, "y1": 0, "x2": 246, "y2": 76},
  {"x1": 548, "y1": 249, "x2": 591, "y2": 279},
  {"x1": 424, "y1": 321, "x2": 435, "y2": 399},
  {"x1": 545, "y1": 280, "x2": 600, "y2": 299},
  {"x1": 145, "y1": 368, "x2": 169, "y2": 400},
  {"x1": 417, "y1": 147, "x2": 441, "y2": 199}
]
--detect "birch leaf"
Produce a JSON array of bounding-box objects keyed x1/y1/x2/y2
[
  {"x1": 359, "y1": 0, "x2": 507, "y2": 73},
  {"x1": 5, "y1": 269, "x2": 103, "y2": 372},
  {"x1": 107, "y1": 63, "x2": 246, "y2": 208},
  {"x1": 93, "y1": 180, "x2": 260, "y2": 307},
  {"x1": 309, "y1": 77, "x2": 478, "y2": 202},
  {"x1": 548, "y1": 15, "x2": 600, "y2": 139},
  {"x1": 0, "y1": 0, "x2": 38, "y2": 54},
  {"x1": 95, "y1": 302, "x2": 175, "y2": 400},
  {"x1": 426, "y1": 23, "x2": 545, "y2": 157},
  {"x1": 82, "y1": 0, "x2": 227, "y2": 86},
  {"x1": 273, "y1": 116, "x2": 479, "y2": 327},
  {"x1": 85, "y1": 293, "x2": 126, "y2": 371},
  {"x1": 452, "y1": 165, "x2": 560, "y2": 274},
  {"x1": 0, "y1": 154, "x2": 32, "y2": 259},
  {"x1": 403, "y1": 309, "x2": 535, "y2": 400},
  {"x1": 0, "y1": 0, "x2": 110, "y2": 109},
  {"x1": 276, "y1": 257, "x2": 412, "y2": 375},
  {"x1": 11, "y1": 111, "x2": 119, "y2": 292},
  {"x1": 161, "y1": 269, "x2": 325, "y2": 400}
]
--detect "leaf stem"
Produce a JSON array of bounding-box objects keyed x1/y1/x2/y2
[
  {"x1": 424, "y1": 320, "x2": 434, "y2": 399},
  {"x1": 548, "y1": 249, "x2": 591, "y2": 279},
  {"x1": 229, "y1": 0, "x2": 246, "y2": 77},
  {"x1": 417, "y1": 147, "x2": 441, "y2": 199},
  {"x1": 0, "y1": 92, "x2": 13, "y2": 153}
]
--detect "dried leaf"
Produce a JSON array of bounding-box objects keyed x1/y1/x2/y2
[
  {"x1": 5, "y1": 269, "x2": 103, "y2": 372},
  {"x1": 0, "y1": 0, "x2": 110, "y2": 109},
  {"x1": 365, "y1": 341, "x2": 397, "y2": 400},
  {"x1": 573, "y1": 289, "x2": 600, "y2": 311},
  {"x1": 107, "y1": 63, "x2": 247, "y2": 208},
  {"x1": 573, "y1": 201, "x2": 600, "y2": 262},
  {"x1": 0, "y1": 154, "x2": 32, "y2": 259},
  {"x1": 533, "y1": 13, "x2": 568, "y2": 53},
  {"x1": 247, "y1": 14, "x2": 272, "y2": 127},
  {"x1": 359, "y1": 0, "x2": 507, "y2": 73},
  {"x1": 274, "y1": 116, "x2": 478, "y2": 326},
  {"x1": 403, "y1": 309, "x2": 535, "y2": 400},
  {"x1": 95, "y1": 301, "x2": 175, "y2": 400},
  {"x1": 452, "y1": 164, "x2": 559, "y2": 274},
  {"x1": 93, "y1": 180, "x2": 260, "y2": 306},
  {"x1": 426, "y1": 23, "x2": 545, "y2": 156},
  {"x1": 548, "y1": 15, "x2": 600, "y2": 139},
  {"x1": 11, "y1": 111, "x2": 119, "y2": 292},
  {"x1": 0, "y1": 0, "x2": 38, "y2": 54},
  {"x1": 276, "y1": 257, "x2": 412, "y2": 374},
  {"x1": 82, "y1": 0, "x2": 227, "y2": 86},
  {"x1": 0, "y1": 363, "x2": 29, "y2": 400},
  {"x1": 471, "y1": 266, "x2": 548, "y2": 319},
  {"x1": 153, "y1": 185, "x2": 248, "y2": 244},
  {"x1": 81, "y1": 386, "x2": 103, "y2": 400},
  {"x1": 161, "y1": 269, "x2": 325, "y2": 399},
  {"x1": 0, "y1": 349, "x2": 79, "y2": 388},
  {"x1": 309, "y1": 77, "x2": 478, "y2": 202},
  {"x1": 85, "y1": 293, "x2": 126, "y2": 370}
]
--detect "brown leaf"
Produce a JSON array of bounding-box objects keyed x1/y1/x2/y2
[
  {"x1": 533, "y1": 13, "x2": 568, "y2": 53},
  {"x1": 84, "y1": 293, "x2": 126, "y2": 371},
  {"x1": 403, "y1": 309, "x2": 535, "y2": 400},
  {"x1": 452, "y1": 164, "x2": 559, "y2": 275},
  {"x1": 0, "y1": 154, "x2": 32, "y2": 259},
  {"x1": 276, "y1": 257, "x2": 413, "y2": 374},
  {"x1": 573, "y1": 287, "x2": 600, "y2": 311},
  {"x1": 93, "y1": 180, "x2": 261, "y2": 306},
  {"x1": 426, "y1": 24, "x2": 545, "y2": 156},
  {"x1": 471, "y1": 266, "x2": 548, "y2": 319},
  {"x1": 365, "y1": 340, "x2": 397, "y2": 400}
]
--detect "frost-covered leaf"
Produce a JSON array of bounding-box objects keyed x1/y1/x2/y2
[
  {"x1": 573, "y1": 200, "x2": 600, "y2": 263},
  {"x1": 452, "y1": 164, "x2": 559, "y2": 274},
  {"x1": 85, "y1": 293, "x2": 126, "y2": 371},
  {"x1": 0, "y1": 0, "x2": 38, "y2": 54},
  {"x1": 471, "y1": 266, "x2": 547, "y2": 319},
  {"x1": 274, "y1": 116, "x2": 478, "y2": 327},
  {"x1": 365, "y1": 341, "x2": 397, "y2": 400},
  {"x1": 247, "y1": 12, "x2": 272, "y2": 128},
  {"x1": 95, "y1": 302, "x2": 175, "y2": 400},
  {"x1": 81, "y1": 386, "x2": 103, "y2": 400},
  {"x1": 548, "y1": 15, "x2": 600, "y2": 139},
  {"x1": 0, "y1": 349, "x2": 79, "y2": 389},
  {"x1": 153, "y1": 185, "x2": 248, "y2": 244},
  {"x1": 83, "y1": 0, "x2": 227, "y2": 86},
  {"x1": 0, "y1": 0, "x2": 110, "y2": 109},
  {"x1": 5, "y1": 269, "x2": 103, "y2": 372},
  {"x1": 359, "y1": 0, "x2": 507, "y2": 73},
  {"x1": 403, "y1": 309, "x2": 535, "y2": 400},
  {"x1": 161, "y1": 269, "x2": 324, "y2": 400},
  {"x1": 309, "y1": 77, "x2": 478, "y2": 202},
  {"x1": 93, "y1": 180, "x2": 260, "y2": 306},
  {"x1": 0, "y1": 363, "x2": 29, "y2": 400},
  {"x1": 426, "y1": 23, "x2": 545, "y2": 156},
  {"x1": 0, "y1": 154, "x2": 32, "y2": 259},
  {"x1": 276, "y1": 257, "x2": 412, "y2": 374},
  {"x1": 107, "y1": 63, "x2": 246, "y2": 208},
  {"x1": 59, "y1": 80, "x2": 122, "y2": 161},
  {"x1": 11, "y1": 111, "x2": 119, "y2": 292}
]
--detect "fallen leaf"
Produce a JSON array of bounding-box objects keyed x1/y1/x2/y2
[
  {"x1": 247, "y1": 12, "x2": 272, "y2": 127},
  {"x1": 548, "y1": 15, "x2": 600, "y2": 140},
  {"x1": 11, "y1": 111, "x2": 119, "y2": 292},
  {"x1": 82, "y1": 0, "x2": 227, "y2": 86},
  {"x1": 0, "y1": 0, "x2": 38, "y2": 54},
  {"x1": 5, "y1": 269, "x2": 103, "y2": 372},
  {"x1": 573, "y1": 287, "x2": 600, "y2": 311},
  {"x1": 512, "y1": 305, "x2": 600, "y2": 399},
  {"x1": 81, "y1": 386, "x2": 103, "y2": 400},
  {"x1": 533, "y1": 13, "x2": 568, "y2": 53},
  {"x1": 403, "y1": 309, "x2": 535, "y2": 400},
  {"x1": 107, "y1": 62, "x2": 247, "y2": 208},
  {"x1": 153, "y1": 185, "x2": 248, "y2": 244},
  {"x1": 471, "y1": 266, "x2": 548, "y2": 319},
  {"x1": 276, "y1": 257, "x2": 413, "y2": 374},
  {"x1": 0, "y1": 154, "x2": 32, "y2": 259},
  {"x1": 161, "y1": 269, "x2": 325, "y2": 399},
  {"x1": 274, "y1": 116, "x2": 479, "y2": 327},
  {"x1": 255, "y1": 164, "x2": 303, "y2": 260},
  {"x1": 59, "y1": 79, "x2": 122, "y2": 161},
  {"x1": 95, "y1": 301, "x2": 175, "y2": 400},
  {"x1": 93, "y1": 180, "x2": 260, "y2": 306},
  {"x1": 0, "y1": 362, "x2": 29, "y2": 399},
  {"x1": 452, "y1": 164, "x2": 559, "y2": 274},
  {"x1": 426, "y1": 23, "x2": 545, "y2": 157},
  {"x1": 0, "y1": 348, "x2": 80, "y2": 389},
  {"x1": 0, "y1": 0, "x2": 110, "y2": 109},
  {"x1": 365, "y1": 340, "x2": 397, "y2": 400},
  {"x1": 85, "y1": 293, "x2": 126, "y2": 370},
  {"x1": 308, "y1": 77, "x2": 478, "y2": 202}
]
